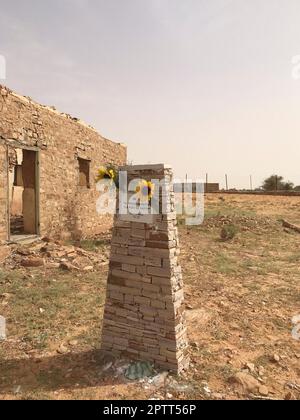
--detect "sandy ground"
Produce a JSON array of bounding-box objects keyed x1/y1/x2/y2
[{"x1": 0, "y1": 193, "x2": 299, "y2": 400}]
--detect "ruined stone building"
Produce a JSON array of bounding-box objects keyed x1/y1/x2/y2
[{"x1": 0, "y1": 85, "x2": 127, "y2": 242}]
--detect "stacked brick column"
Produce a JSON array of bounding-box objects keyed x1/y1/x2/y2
[{"x1": 101, "y1": 164, "x2": 189, "y2": 373}]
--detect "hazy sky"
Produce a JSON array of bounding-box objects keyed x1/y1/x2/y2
[{"x1": 1, "y1": 0, "x2": 300, "y2": 188}]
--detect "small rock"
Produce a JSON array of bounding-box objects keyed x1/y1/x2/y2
[
  {"x1": 259, "y1": 385, "x2": 269, "y2": 396},
  {"x1": 212, "y1": 393, "x2": 224, "y2": 400},
  {"x1": 83, "y1": 266, "x2": 94, "y2": 272},
  {"x1": 246, "y1": 363, "x2": 255, "y2": 373},
  {"x1": 42, "y1": 237, "x2": 51, "y2": 243},
  {"x1": 57, "y1": 344, "x2": 69, "y2": 355},
  {"x1": 21, "y1": 257, "x2": 44, "y2": 268},
  {"x1": 203, "y1": 385, "x2": 211, "y2": 395},
  {"x1": 150, "y1": 371, "x2": 169, "y2": 388},
  {"x1": 166, "y1": 393, "x2": 173, "y2": 399},
  {"x1": 114, "y1": 361, "x2": 130, "y2": 377},
  {"x1": 230, "y1": 372, "x2": 260, "y2": 394},
  {"x1": 63, "y1": 246, "x2": 76, "y2": 255},
  {"x1": 68, "y1": 340, "x2": 78, "y2": 347},
  {"x1": 16, "y1": 247, "x2": 32, "y2": 256},
  {"x1": 168, "y1": 381, "x2": 194, "y2": 394},
  {"x1": 272, "y1": 354, "x2": 280, "y2": 363},
  {"x1": 101, "y1": 361, "x2": 113, "y2": 373},
  {"x1": 46, "y1": 262, "x2": 60, "y2": 269},
  {"x1": 258, "y1": 366, "x2": 265, "y2": 377},
  {"x1": 59, "y1": 262, "x2": 79, "y2": 271},
  {"x1": 72, "y1": 256, "x2": 92, "y2": 270}
]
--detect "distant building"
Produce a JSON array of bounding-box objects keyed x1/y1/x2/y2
[
  {"x1": 205, "y1": 183, "x2": 220, "y2": 193},
  {"x1": 174, "y1": 182, "x2": 219, "y2": 193}
]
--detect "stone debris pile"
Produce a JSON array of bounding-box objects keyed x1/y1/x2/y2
[{"x1": 0, "y1": 237, "x2": 110, "y2": 271}]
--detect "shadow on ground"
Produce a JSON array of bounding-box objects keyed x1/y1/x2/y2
[{"x1": 0, "y1": 349, "x2": 129, "y2": 395}]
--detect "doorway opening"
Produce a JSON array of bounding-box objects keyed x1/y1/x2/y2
[{"x1": 8, "y1": 147, "x2": 39, "y2": 241}]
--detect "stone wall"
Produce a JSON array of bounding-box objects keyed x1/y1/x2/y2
[{"x1": 0, "y1": 85, "x2": 127, "y2": 240}]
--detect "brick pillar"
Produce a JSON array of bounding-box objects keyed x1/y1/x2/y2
[{"x1": 101, "y1": 164, "x2": 189, "y2": 373}]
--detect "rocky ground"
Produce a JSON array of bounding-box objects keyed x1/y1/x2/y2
[{"x1": 0, "y1": 194, "x2": 299, "y2": 400}]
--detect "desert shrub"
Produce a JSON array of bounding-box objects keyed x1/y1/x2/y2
[{"x1": 220, "y1": 224, "x2": 238, "y2": 241}]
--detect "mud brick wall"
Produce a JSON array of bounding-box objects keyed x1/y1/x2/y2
[
  {"x1": 0, "y1": 85, "x2": 127, "y2": 240},
  {"x1": 101, "y1": 164, "x2": 189, "y2": 373}
]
